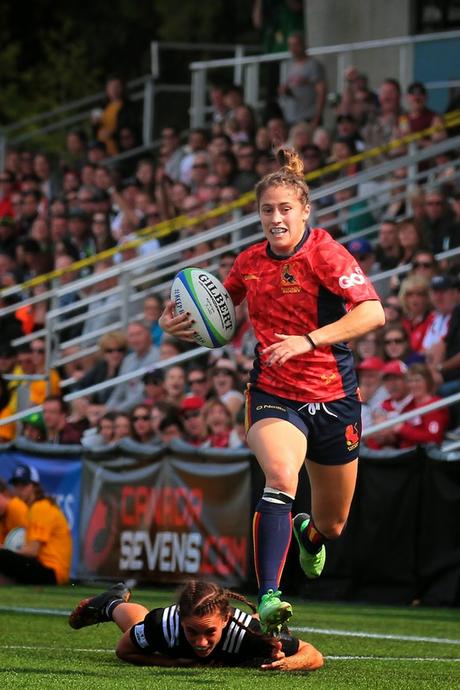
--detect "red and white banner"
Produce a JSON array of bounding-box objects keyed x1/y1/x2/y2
[{"x1": 78, "y1": 454, "x2": 251, "y2": 586}]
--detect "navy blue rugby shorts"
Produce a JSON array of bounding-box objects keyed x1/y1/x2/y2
[{"x1": 245, "y1": 386, "x2": 362, "y2": 466}]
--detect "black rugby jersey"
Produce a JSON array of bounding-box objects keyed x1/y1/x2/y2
[{"x1": 130, "y1": 604, "x2": 299, "y2": 666}]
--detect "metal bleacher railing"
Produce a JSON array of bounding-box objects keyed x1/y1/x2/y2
[
  {"x1": 189, "y1": 29, "x2": 460, "y2": 127},
  {"x1": 1, "y1": 119, "x2": 460, "y2": 434}
]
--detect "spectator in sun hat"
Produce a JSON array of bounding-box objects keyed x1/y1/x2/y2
[
  {"x1": 179, "y1": 394, "x2": 209, "y2": 446},
  {"x1": 346, "y1": 237, "x2": 377, "y2": 278},
  {"x1": 21, "y1": 411, "x2": 46, "y2": 443}
]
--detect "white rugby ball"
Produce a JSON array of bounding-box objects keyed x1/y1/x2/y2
[
  {"x1": 4, "y1": 527, "x2": 26, "y2": 552},
  {"x1": 171, "y1": 267, "x2": 236, "y2": 348}
]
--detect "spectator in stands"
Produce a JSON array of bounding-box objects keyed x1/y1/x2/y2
[
  {"x1": 141, "y1": 369, "x2": 165, "y2": 407},
  {"x1": 0, "y1": 477, "x2": 28, "y2": 545},
  {"x1": 42, "y1": 396, "x2": 82, "y2": 444},
  {"x1": 21, "y1": 411, "x2": 46, "y2": 443},
  {"x1": 410, "y1": 250, "x2": 439, "y2": 283},
  {"x1": 278, "y1": 32, "x2": 326, "y2": 128},
  {"x1": 422, "y1": 275, "x2": 458, "y2": 356},
  {"x1": 179, "y1": 129, "x2": 209, "y2": 186},
  {"x1": 374, "y1": 218, "x2": 402, "y2": 272},
  {"x1": 17, "y1": 190, "x2": 42, "y2": 236},
  {"x1": 179, "y1": 395, "x2": 209, "y2": 446},
  {"x1": 0, "y1": 215, "x2": 18, "y2": 260},
  {"x1": 33, "y1": 153, "x2": 60, "y2": 201},
  {"x1": 399, "y1": 275, "x2": 434, "y2": 353},
  {"x1": 29, "y1": 337, "x2": 61, "y2": 405},
  {"x1": 74, "y1": 331, "x2": 127, "y2": 405},
  {"x1": 0, "y1": 171, "x2": 16, "y2": 218},
  {"x1": 365, "y1": 360, "x2": 412, "y2": 449},
  {"x1": 63, "y1": 130, "x2": 88, "y2": 171},
  {"x1": 418, "y1": 186, "x2": 458, "y2": 254},
  {"x1": 346, "y1": 238, "x2": 377, "y2": 278},
  {"x1": 131, "y1": 404, "x2": 156, "y2": 444},
  {"x1": 67, "y1": 208, "x2": 96, "y2": 261},
  {"x1": 211, "y1": 358, "x2": 244, "y2": 419},
  {"x1": 355, "y1": 356, "x2": 387, "y2": 431},
  {"x1": 149, "y1": 401, "x2": 178, "y2": 438},
  {"x1": 0, "y1": 464, "x2": 72, "y2": 584},
  {"x1": 113, "y1": 413, "x2": 132, "y2": 441},
  {"x1": 334, "y1": 186, "x2": 375, "y2": 236},
  {"x1": 91, "y1": 76, "x2": 137, "y2": 156},
  {"x1": 91, "y1": 212, "x2": 116, "y2": 252},
  {"x1": 382, "y1": 296, "x2": 404, "y2": 326},
  {"x1": 159, "y1": 127, "x2": 184, "y2": 183},
  {"x1": 429, "y1": 279, "x2": 460, "y2": 401},
  {"x1": 362, "y1": 78, "x2": 403, "y2": 153},
  {"x1": 393, "y1": 363, "x2": 449, "y2": 447},
  {"x1": 186, "y1": 365, "x2": 212, "y2": 401},
  {"x1": 80, "y1": 262, "x2": 121, "y2": 346},
  {"x1": 382, "y1": 323, "x2": 420, "y2": 366},
  {"x1": 156, "y1": 413, "x2": 183, "y2": 443},
  {"x1": 163, "y1": 365, "x2": 186, "y2": 407},
  {"x1": 233, "y1": 143, "x2": 259, "y2": 193},
  {"x1": 398, "y1": 81, "x2": 440, "y2": 144},
  {"x1": 389, "y1": 219, "x2": 427, "y2": 293},
  {"x1": 353, "y1": 331, "x2": 384, "y2": 366},
  {"x1": 105, "y1": 321, "x2": 159, "y2": 413},
  {"x1": 98, "y1": 412, "x2": 116, "y2": 444},
  {"x1": 0, "y1": 374, "x2": 15, "y2": 442},
  {"x1": 202, "y1": 398, "x2": 233, "y2": 448}
]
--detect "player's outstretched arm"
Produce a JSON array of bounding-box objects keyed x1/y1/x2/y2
[
  {"x1": 260, "y1": 639, "x2": 324, "y2": 672},
  {"x1": 116, "y1": 630, "x2": 197, "y2": 667}
]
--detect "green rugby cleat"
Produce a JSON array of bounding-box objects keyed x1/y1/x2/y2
[
  {"x1": 293, "y1": 513, "x2": 326, "y2": 579},
  {"x1": 258, "y1": 589, "x2": 293, "y2": 635}
]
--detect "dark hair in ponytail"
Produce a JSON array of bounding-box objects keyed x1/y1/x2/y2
[{"x1": 255, "y1": 146, "x2": 310, "y2": 207}]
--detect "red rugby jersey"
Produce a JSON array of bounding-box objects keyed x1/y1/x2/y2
[{"x1": 224, "y1": 227, "x2": 380, "y2": 402}]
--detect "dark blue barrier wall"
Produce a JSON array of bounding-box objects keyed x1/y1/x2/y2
[{"x1": 1, "y1": 438, "x2": 459, "y2": 605}]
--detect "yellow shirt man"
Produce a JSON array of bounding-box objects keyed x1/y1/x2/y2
[{"x1": 27, "y1": 498, "x2": 72, "y2": 584}]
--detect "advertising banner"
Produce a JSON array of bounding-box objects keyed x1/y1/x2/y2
[
  {"x1": 78, "y1": 455, "x2": 251, "y2": 586},
  {"x1": 0, "y1": 450, "x2": 82, "y2": 578}
]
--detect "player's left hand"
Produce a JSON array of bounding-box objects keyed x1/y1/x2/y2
[
  {"x1": 262, "y1": 333, "x2": 312, "y2": 366},
  {"x1": 260, "y1": 639, "x2": 287, "y2": 670}
]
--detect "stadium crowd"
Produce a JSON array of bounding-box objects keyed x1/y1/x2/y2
[{"x1": 1, "y1": 35, "x2": 460, "y2": 460}]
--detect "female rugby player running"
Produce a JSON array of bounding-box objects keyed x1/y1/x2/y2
[
  {"x1": 69, "y1": 580, "x2": 323, "y2": 671},
  {"x1": 159, "y1": 147, "x2": 385, "y2": 633}
]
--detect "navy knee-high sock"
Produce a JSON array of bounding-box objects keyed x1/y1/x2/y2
[{"x1": 253, "y1": 488, "x2": 293, "y2": 600}]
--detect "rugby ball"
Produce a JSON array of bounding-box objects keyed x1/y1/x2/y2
[
  {"x1": 171, "y1": 268, "x2": 236, "y2": 348},
  {"x1": 4, "y1": 527, "x2": 26, "y2": 552}
]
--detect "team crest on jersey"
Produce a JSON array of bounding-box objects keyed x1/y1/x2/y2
[
  {"x1": 345, "y1": 423, "x2": 360, "y2": 451},
  {"x1": 280, "y1": 263, "x2": 301, "y2": 293},
  {"x1": 321, "y1": 372, "x2": 336, "y2": 385}
]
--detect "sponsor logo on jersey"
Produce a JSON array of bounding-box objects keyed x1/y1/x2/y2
[
  {"x1": 243, "y1": 274, "x2": 259, "y2": 281},
  {"x1": 281, "y1": 263, "x2": 301, "y2": 293},
  {"x1": 345, "y1": 423, "x2": 360, "y2": 451},
  {"x1": 321, "y1": 372, "x2": 336, "y2": 385},
  {"x1": 338, "y1": 267, "x2": 366, "y2": 289}
]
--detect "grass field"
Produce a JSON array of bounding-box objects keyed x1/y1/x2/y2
[{"x1": 0, "y1": 585, "x2": 459, "y2": 689}]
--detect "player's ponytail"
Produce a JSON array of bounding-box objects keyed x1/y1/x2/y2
[{"x1": 255, "y1": 145, "x2": 310, "y2": 207}]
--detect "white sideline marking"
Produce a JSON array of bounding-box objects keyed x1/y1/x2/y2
[
  {"x1": 1, "y1": 645, "x2": 459, "y2": 663},
  {"x1": 0, "y1": 606, "x2": 70, "y2": 616},
  {"x1": 292, "y1": 626, "x2": 460, "y2": 645},
  {"x1": 1, "y1": 607, "x2": 459, "y2": 647}
]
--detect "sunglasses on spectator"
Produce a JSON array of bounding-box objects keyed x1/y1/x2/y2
[
  {"x1": 105, "y1": 347, "x2": 125, "y2": 353},
  {"x1": 183, "y1": 410, "x2": 201, "y2": 420},
  {"x1": 132, "y1": 415, "x2": 150, "y2": 421},
  {"x1": 384, "y1": 337, "x2": 405, "y2": 345},
  {"x1": 188, "y1": 377, "x2": 206, "y2": 385},
  {"x1": 412, "y1": 261, "x2": 433, "y2": 268}
]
